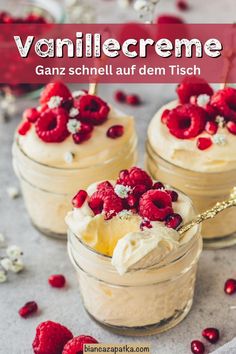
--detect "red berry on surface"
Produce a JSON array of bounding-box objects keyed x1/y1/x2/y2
[
  {"x1": 88, "y1": 189, "x2": 123, "y2": 219},
  {"x1": 202, "y1": 328, "x2": 220, "y2": 344},
  {"x1": 211, "y1": 87, "x2": 236, "y2": 122},
  {"x1": 139, "y1": 190, "x2": 173, "y2": 221},
  {"x1": 126, "y1": 94, "x2": 140, "y2": 106},
  {"x1": 75, "y1": 94, "x2": 110, "y2": 125},
  {"x1": 224, "y1": 278, "x2": 236, "y2": 295},
  {"x1": 40, "y1": 82, "x2": 72, "y2": 105},
  {"x1": 62, "y1": 335, "x2": 98, "y2": 354},
  {"x1": 32, "y1": 321, "x2": 73, "y2": 354},
  {"x1": 191, "y1": 340, "x2": 205, "y2": 354},
  {"x1": 197, "y1": 137, "x2": 212, "y2": 150},
  {"x1": 227, "y1": 121, "x2": 236, "y2": 135},
  {"x1": 117, "y1": 167, "x2": 153, "y2": 189},
  {"x1": 176, "y1": 0, "x2": 189, "y2": 11},
  {"x1": 107, "y1": 125, "x2": 124, "y2": 139},
  {"x1": 18, "y1": 301, "x2": 38, "y2": 318},
  {"x1": 48, "y1": 274, "x2": 66, "y2": 288},
  {"x1": 165, "y1": 213, "x2": 183, "y2": 229},
  {"x1": 153, "y1": 182, "x2": 165, "y2": 190},
  {"x1": 176, "y1": 77, "x2": 213, "y2": 104},
  {"x1": 161, "y1": 109, "x2": 170, "y2": 124},
  {"x1": 205, "y1": 121, "x2": 218, "y2": 135},
  {"x1": 140, "y1": 219, "x2": 152, "y2": 231},
  {"x1": 166, "y1": 190, "x2": 179, "y2": 202},
  {"x1": 115, "y1": 90, "x2": 126, "y2": 103},
  {"x1": 35, "y1": 108, "x2": 69, "y2": 143},
  {"x1": 72, "y1": 190, "x2": 88, "y2": 208},
  {"x1": 167, "y1": 104, "x2": 207, "y2": 139},
  {"x1": 156, "y1": 14, "x2": 184, "y2": 24},
  {"x1": 23, "y1": 108, "x2": 39, "y2": 123},
  {"x1": 18, "y1": 121, "x2": 31, "y2": 135}
]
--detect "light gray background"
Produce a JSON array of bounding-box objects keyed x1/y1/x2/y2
[{"x1": 0, "y1": 0, "x2": 236, "y2": 353}]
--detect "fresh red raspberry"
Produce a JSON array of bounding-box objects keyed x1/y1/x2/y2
[
  {"x1": 115, "y1": 90, "x2": 126, "y2": 103},
  {"x1": 72, "y1": 123, "x2": 93, "y2": 144},
  {"x1": 227, "y1": 121, "x2": 236, "y2": 135},
  {"x1": 165, "y1": 213, "x2": 183, "y2": 229},
  {"x1": 62, "y1": 335, "x2": 98, "y2": 354},
  {"x1": 197, "y1": 137, "x2": 212, "y2": 150},
  {"x1": 18, "y1": 121, "x2": 31, "y2": 135},
  {"x1": 211, "y1": 87, "x2": 236, "y2": 122},
  {"x1": 72, "y1": 190, "x2": 88, "y2": 208},
  {"x1": 176, "y1": 77, "x2": 213, "y2": 104},
  {"x1": 75, "y1": 94, "x2": 110, "y2": 125},
  {"x1": 107, "y1": 125, "x2": 124, "y2": 139},
  {"x1": 18, "y1": 301, "x2": 38, "y2": 318},
  {"x1": 167, "y1": 104, "x2": 206, "y2": 139},
  {"x1": 35, "y1": 108, "x2": 69, "y2": 143},
  {"x1": 161, "y1": 109, "x2": 170, "y2": 124},
  {"x1": 88, "y1": 190, "x2": 123, "y2": 219},
  {"x1": 97, "y1": 181, "x2": 114, "y2": 191},
  {"x1": 156, "y1": 14, "x2": 184, "y2": 24},
  {"x1": 40, "y1": 82, "x2": 72, "y2": 105},
  {"x1": 139, "y1": 190, "x2": 173, "y2": 221},
  {"x1": 126, "y1": 94, "x2": 141, "y2": 106},
  {"x1": 205, "y1": 121, "x2": 218, "y2": 135},
  {"x1": 48, "y1": 274, "x2": 66, "y2": 288},
  {"x1": 23, "y1": 107, "x2": 39, "y2": 123},
  {"x1": 32, "y1": 321, "x2": 73, "y2": 354},
  {"x1": 117, "y1": 167, "x2": 153, "y2": 189}
]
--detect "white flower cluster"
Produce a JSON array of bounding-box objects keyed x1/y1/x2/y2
[
  {"x1": 114, "y1": 184, "x2": 132, "y2": 199},
  {"x1": 67, "y1": 119, "x2": 82, "y2": 134},
  {"x1": 48, "y1": 96, "x2": 63, "y2": 109},
  {"x1": 212, "y1": 134, "x2": 228, "y2": 146},
  {"x1": 134, "y1": 0, "x2": 160, "y2": 21},
  {"x1": 0, "y1": 235, "x2": 24, "y2": 283}
]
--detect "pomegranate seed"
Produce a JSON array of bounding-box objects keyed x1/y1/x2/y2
[
  {"x1": 48, "y1": 274, "x2": 66, "y2": 288},
  {"x1": 161, "y1": 109, "x2": 170, "y2": 124},
  {"x1": 202, "y1": 328, "x2": 220, "y2": 344},
  {"x1": 72, "y1": 190, "x2": 88, "y2": 208},
  {"x1": 140, "y1": 219, "x2": 152, "y2": 231},
  {"x1": 224, "y1": 278, "x2": 236, "y2": 295},
  {"x1": 107, "y1": 125, "x2": 124, "y2": 139},
  {"x1": 191, "y1": 340, "x2": 205, "y2": 354},
  {"x1": 126, "y1": 94, "x2": 140, "y2": 106},
  {"x1": 127, "y1": 194, "x2": 137, "y2": 207},
  {"x1": 177, "y1": 0, "x2": 189, "y2": 11},
  {"x1": 166, "y1": 190, "x2": 178, "y2": 202},
  {"x1": 23, "y1": 108, "x2": 39, "y2": 123},
  {"x1": 18, "y1": 121, "x2": 31, "y2": 135},
  {"x1": 18, "y1": 301, "x2": 38, "y2": 318},
  {"x1": 227, "y1": 121, "x2": 236, "y2": 135},
  {"x1": 153, "y1": 182, "x2": 165, "y2": 190},
  {"x1": 165, "y1": 213, "x2": 183, "y2": 229},
  {"x1": 197, "y1": 137, "x2": 212, "y2": 150},
  {"x1": 205, "y1": 121, "x2": 218, "y2": 135},
  {"x1": 115, "y1": 90, "x2": 126, "y2": 103}
]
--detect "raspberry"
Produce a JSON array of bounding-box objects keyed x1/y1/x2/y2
[
  {"x1": 97, "y1": 181, "x2": 113, "y2": 191},
  {"x1": 88, "y1": 189, "x2": 123, "y2": 219},
  {"x1": 114, "y1": 90, "x2": 126, "y2": 103},
  {"x1": 161, "y1": 109, "x2": 170, "y2": 124},
  {"x1": 23, "y1": 107, "x2": 39, "y2": 123},
  {"x1": 117, "y1": 167, "x2": 153, "y2": 189},
  {"x1": 18, "y1": 301, "x2": 38, "y2": 318},
  {"x1": 75, "y1": 94, "x2": 110, "y2": 125},
  {"x1": 62, "y1": 335, "x2": 98, "y2": 354},
  {"x1": 153, "y1": 182, "x2": 165, "y2": 190},
  {"x1": 139, "y1": 190, "x2": 173, "y2": 221},
  {"x1": 72, "y1": 190, "x2": 88, "y2": 208},
  {"x1": 167, "y1": 104, "x2": 206, "y2": 139},
  {"x1": 48, "y1": 274, "x2": 66, "y2": 288},
  {"x1": 18, "y1": 121, "x2": 31, "y2": 135},
  {"x1": 211, "y1": 87, "x2": 236, "y2": 122},
  {"x1": 35, "y1": 108, "x2": 69, "y2": 143},
  {"x1": 176, "y1": 77, "x2": 213, "y2": 104},
  {"x1": 165, "y1": 213, "x2": 183, "y2": 229},
  {"x1": 197, "y1": 137, "x2": 212, "y2": 150},
  {"x1": 126, "y1": 94, "x2": 140, "y2": 106},
  {"x1": 40, "y1": 82, "x2": 72, "y2": 105},
  {"x1": 205, "y1": 121, "x2": 218, "y2": 135},
  {"x1": 227, "y1": 121, "x2": 236, "y2": 135},
  {"x1": 72, "y1": 123, "x2": 93, "y2": 144},
  {"x1": 32, "y1": 321, "x2": 73, "y2": 354},
  {"x1": 107, "y1": 125, "x2": 124, "y2": 139}
]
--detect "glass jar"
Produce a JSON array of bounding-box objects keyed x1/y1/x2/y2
[
  {"x1": 67, "y1": 226, "x2": 202, "y2": 336},
  {"x1": 146, "y1": 140, "x2": 236, "y2": 249},
  {"x1": 12, "y1": 135, "x2": 137, "y2": 239}
]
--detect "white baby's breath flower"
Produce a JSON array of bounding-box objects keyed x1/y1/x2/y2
[
  {"x1": 64, "y1": 151, "x2": 74, "y2": 164},
  {"x1": 48, "y1": 96, "x2": 63, "y2": 109},
  {"x1": 196, "y1": 94, "x2": 210, "y2": 107},
  {"x1": 134, "y1": 0, "x2": 148, "y2": 11},
  {"x1": 6, "y1": 245, "x2": 23, "y2": 260},
  {"x1": 215, "y1": 116, "x2": 225, "y2": 128},
  {"x1": 114, "y1": 184, "x2": 132, "y2": 199},
  {"x1": 118, "y1": 210, "x2": 133, "y2": 220},
  {"x1": 7, "y1": 186, "x2": 20, "y2": 199},
  {"x1": 10, "y1": 259, "x2": 24, "y2": 273},
  {"x1": 69, "y1": 107, "x2": 79, "y2": 118},
  {"x1": 0, "y1": 258, "x2": 13, "y2": 271},
  {"x1": 212, "y1": 134, "x2": 228, "y2": 146},
  {"x1": 0, "y1": 270, "x2": 7, "y2": 283},
  {"x1": 72, "y1": 90, "x2": 86, "y2": 98},
  {"x1": 67, "y1": 119, "x2": 81, "y2": 134}
]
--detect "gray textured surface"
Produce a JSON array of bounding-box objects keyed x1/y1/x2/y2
[{"x1": 1, "y1": 0, "x2": 236, "y2": 354}]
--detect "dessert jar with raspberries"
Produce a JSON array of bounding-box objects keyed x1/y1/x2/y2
[
  {"x1": 12, "y1": 83, "x2": 137, "y2": 238},
  {"x1": 66, "y1": 167, "x2": 202, "y2": 335},
  {"x1": 147, "y1": 79, "x2": 236, "y2": 249}
]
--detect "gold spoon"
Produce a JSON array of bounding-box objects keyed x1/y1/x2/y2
[{"x1": 178, "y1": 188, "x2": 236, "y2": 237}]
